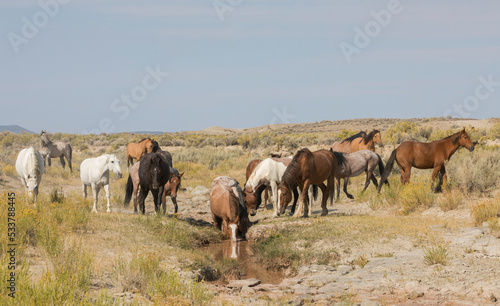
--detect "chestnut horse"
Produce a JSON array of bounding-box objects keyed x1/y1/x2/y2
[
  {"x1": 210, "y1": 176, "x2": 250, "y2": 241},
  {"x1": 278, "y1": 148, "x2": 336, "y2": 217},
  {"x1": 377, "y1": 129, "x2": 475, "y2": 192},
  {"x1": 126, "y1": 138, "x2": 156, "y2": 167},
  {"x1": 331, "y1": 130, "x2": 383, "y2": 153}
]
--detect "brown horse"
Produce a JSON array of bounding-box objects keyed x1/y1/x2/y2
[
  {"x1": 331, "y1": 130, "x2": 383, "y2": 153},
  {"x1": 160, "y1": 168, "x2": 184, "y2": 214},
  {"x1": 377, "y1": 128, "x2": 475, "y2": 192},
  {"x1": 278, "y1": 148, "x2": 336, "y2": 217},
  {"x1": 126, "y1": 138, "x2": 155, "y2": 167},
  {"x1": 210, "y1": 176, "x2": 250, "y2": 241}
]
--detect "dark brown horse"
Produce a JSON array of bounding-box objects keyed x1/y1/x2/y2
[
  {"x1": 331, "y1": 130, "x2": 383, "y2": 153},
  {"x1": 126, "y1": 138, "x2": 155, "y2": 167},
  {"x1": 378, "y1": 128, "x2": 475, "y2": 192},
  {"x1": 210, "y1": 176, "x2": 250, "y2": 241},
  {"x1": 278, "y1": 148, "x2": 336, "y2": 217},
  {"x1": 130, "y1": 152, "x2": 170, "y2": 214}
]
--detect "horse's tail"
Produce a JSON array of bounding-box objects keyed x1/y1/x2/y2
[
  {"x1": 124, "y1": 174, "x2": 133, "y2": 207},
  {"x1": 376, "y1": 153, "x2": 389, "y2": 186},
  {"x1": 377, "y1": 149, "x2": 397, "y2": 192},
  {"x1": 312, "y1": 184, "x2": 318, "y2": 201}
]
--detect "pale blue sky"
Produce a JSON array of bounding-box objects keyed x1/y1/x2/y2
[{"x1": 1, "y1": 0, "x2": 499, "y2": 134}]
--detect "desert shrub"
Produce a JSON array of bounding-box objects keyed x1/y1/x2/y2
[
  {"x1": 386, "y1": 122, "x2": 420, "y2": 144},
  {"x1": 2, "y1": 164, "x2": 17, "y2": 177},
  {"x1": 470, "y1": 198, "x2": 500, "y2": 226},
  {"x1": 334, "y1": 129, "x2": 360, "y2": 141},
  {"x1": 491, "y1": 121, "x2": 500, "y2": 139},
  {"x1": 423, "y1": 244, "x2": 449, "y2": 266},
  {"x1": 446, "y1": 148, "x2": 500, "y2": 193},
  {"x1": 398, "y1": 181, "x2": 436, "y2": 215},
  {"x1": 437, "y1": 189, "x2": 464, "y2": 211},
  {"x1": 253, "y1": 230, "x2": 300, "y2": 271}
]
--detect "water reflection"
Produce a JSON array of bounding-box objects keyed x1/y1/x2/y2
[{"x1": 203, "y1": 239, "x2": 284, "y2": 284}]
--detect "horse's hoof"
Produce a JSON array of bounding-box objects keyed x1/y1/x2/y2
[
  {"x1": 106, "y1": 209, "x2": 111, "y2": 213},
  {"x1": 92, "y1": 209, "x2": 98, "y2": 213},
  {"x1": 347, "y1": 195, "x2": 354, "y2": 199},
  {"x1": 321, "y1": 211, "x2": 328, "y2": 216}
]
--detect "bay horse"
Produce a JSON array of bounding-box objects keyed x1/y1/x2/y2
[
  {"x1": 80, "y1": 154, "x2": 123, "y2": 213},
  {"x1": 278, "y1": 148, "x2": 336, "y2": 217},
  {"x1": 134, "y1": 152, "x2": 170, "y2": 214},
  {"x1": 210, "y1": 176, "x2": 250, "y2": 241},
  {"x1": 15, "y1": 147, "x2": 44, "y2": 205},
  {"x1": 331, "y1": 130, "x2": 383, "y2": 153},
  {"x1": 40, "y1": 130, "x2": 73, "y2": 172},
  {"x1": 330, "y1": 149, "x2": 386, "y2": 200},
  {"x1": 126, "y1": 138, "x2": 156, "y2": 167},
  {"x1": 377, "y1": 128, "x2": 475, "y2": 192},
  {"x1": 243, "y1": 157, "x2": 297, "y2": 217}
]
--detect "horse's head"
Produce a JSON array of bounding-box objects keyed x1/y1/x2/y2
[
  {"x1": 242, "y1": 185, "x2": 259, "y2": 216},
  {"x1": 277, "y1": 181, "x2": 293, "y2": 215},
  {"x1": 25, "y1": 173, "x2": 40, "y2": 195},
  {"x1": 169, "y1": 172, "x2": 183, "y2": 197},
  {"x1": 151, "y1": 140, "x2": 160, "y2": 152},
  {"x1": 227, "y1": 215, "x2": 240, "y2": 242},
  {"x1": 373, "y1": 130, "x2": 383, "y2": 146},
  {"x1": 456, "y1": 128, "x2": 475, "y2": 152},
  {"x1": 106, "y1": 154, "x2": 123, "y2": 178},
  {"x1": 145, "y1": 139, "x2": 155, "y2": 153}
]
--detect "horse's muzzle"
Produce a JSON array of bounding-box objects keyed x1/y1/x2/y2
[
  {"x1": 250, "y1": 209, "x2": 256, "y2": 216},
  {"x1": 468, "y1": 146, "x2": 475, "y2": 152}
]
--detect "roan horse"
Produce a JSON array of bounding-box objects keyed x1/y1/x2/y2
[
  {"x1": 126, "y1": 138, "x2": 156, "y2": 167},
  {"x1": 40, "y1": 130, "x2": 73, "y2": 172},
  {"x1": 80, "y1": 154, "x2": 123, "y2": 213},
  {"x1": 125, "y1": 161, "x2": 184, "y2": 214},
  {"x1": 378, "y1": 128, "x2": 475, "y2": 192},
  {"x1": 331, "y1": 130, "x2": 383, "y2": 153},
  {"x1": 15, "y1": 147, "x2": 44, "y2": 205},
  {"x1": 278, "y1": 148, "x2": 336, "y2": 217},
  {"x1": 126, "y1": 152, "x2": 170, "y2": 214},
  {"x1": 210, "y1": 176, "x2": 250, "y2": 241},
  {"x1": 330, "y1": 149, "x2": 386, "y2": 200}
]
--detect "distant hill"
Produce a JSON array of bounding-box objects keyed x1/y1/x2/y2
[
  {"x1": 0, "y1": 125, "x2": 34, "y2": 134},
  {"x1": 133, "y1": 131, "x2": 164, "y2": 135}
]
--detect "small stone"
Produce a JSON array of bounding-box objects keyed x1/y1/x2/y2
[{"x1": 227, "y1": 278, "x2": 261, "y2": 288}]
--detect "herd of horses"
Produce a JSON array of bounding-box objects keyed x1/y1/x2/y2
[{"x1": 14, "y1": 128, "x2": 476, "y2": 241}]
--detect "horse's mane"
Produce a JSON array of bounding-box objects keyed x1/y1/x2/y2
[
  {"x1": 362, "y1": 130, "x2": 380, "y2": 144},
  {"x1": 341, "y1": 131, "x2": 366, "y2": 144},
  {"x1": 138, "y1": 138, "x2": 151, "y2": 143},
  {"x1": 330, "y1": 149, "x2": 348, "y2": 168},
  {"x1": 26, "y1": 147, "x2": 43, "y2": 174},
  {"x1": 281, "y1": 148, "x2": 313, "y2": 189}
]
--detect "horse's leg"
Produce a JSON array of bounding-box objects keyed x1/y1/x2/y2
[
  {"x1": 370, "y1": 173, "x2": 379, "y2": 189},
  {"x1": 343, "y1": 178, "x2": 354, "y2": 199},
  {"x1": 293, "y1": 184, "x2": 305, "y2": 218},
  {"x1": 133, "y1": 184, "x2": 139, "y2": 214},
  {"x1": 441, "y1": 165, "x2": 448, "y2": 189},
  {"x1": 91, "y1": 183, "x2": 98, "y2": 213},
  {"x1": 294, "y1": 180, "x2": 311, "y2": 218},
  {"x1": 270, "y1": 181, "x2": 279, "y2": 217},
  {"x1": 336, "y1": 177, "x2": 341, "y2": 201},
  {"x1": 290, "y1": 188, "x2": 299, "y2": 216},
  {"x1": 104, "y1": 183, "x2": 111, "y2": 213},
  {"x1": 264, "y1": 188, "x2": 269, "y2": 207},
  {"x1": 82, "y1": 183, "x2": 87, "y2": 198},
  {"x1": 171, "y1": 196, "x2": 178, "y2": 214},
  {"x1": 151, "y1": 189, "x2": 160, "y2": 214},
  {"x1": 160, "y1": 188, "x2": 167, "y2": 215},
  {"x1": 317, "y1": 182, "x2": 327, "y2": 216},
  {"x1": 400, "y1": 165, "x2": 411, "y2": 185},
  {"x1": 47, "y1": 157, "x2": 51, "y2": 167},
  {"x1": 138, "y1": 187, "x2": 147, "y2": 214},
  {"x1": 59, "y1": 155, "x2": 66, "y2": 169},
  {"x1": 66, "y1": 152, "x2": 72, "y2": 173},
  {"x1": 212, "y1": 214, "x2": 222, "y2": 230},
  {"x1": 431, "y1": 165, "x2": 444, "y2": 192}
]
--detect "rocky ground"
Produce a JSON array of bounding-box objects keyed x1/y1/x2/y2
[{"x1": 173, "y1": 186, "x2": 500, "y2": 305}]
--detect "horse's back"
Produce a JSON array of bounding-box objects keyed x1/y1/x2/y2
[
  {"x1": 331, "y1": 142, "x2": 351, "y2": 153},
  {"x1": 15, "y1": 148, "x2": 28, "y2": 176}
]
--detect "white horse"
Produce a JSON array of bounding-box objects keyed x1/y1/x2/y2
[
  {"x1": 80, "y1": 154, "x2": 123, "y2": 213},
  {"x1": 15, "y1": 147, "x2": 45, "y2": 205},
  {"x1": 244, "y1": 157, "x2": 291, "y2": 216}
]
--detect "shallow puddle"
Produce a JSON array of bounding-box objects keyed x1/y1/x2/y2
[{"x1": 202, "y1": 240, "x2": 284, "y2": 284}]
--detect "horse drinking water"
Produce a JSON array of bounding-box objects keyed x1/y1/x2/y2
[
  {"x1": 40, "y1": 130, "x2": 73, "y2": 172},
  {"x1": 15, "y1": 147, "x2": 44, "y2": 205},
  {"x1": 210, "y1": 176, "x2": 250, "y2": 241},
  {"x1": 80, "y1": 154, "x2": 123, "y2": 213}
]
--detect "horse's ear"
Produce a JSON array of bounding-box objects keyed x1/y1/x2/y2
[
  {"x1": 278, "y1": 153, "x2": 282, "y2": 158},
  {"x1": 179, "y1": 172, "x2": 184, "y2": 178}
]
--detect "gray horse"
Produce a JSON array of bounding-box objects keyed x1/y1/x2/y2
[
  {"x1": 330, "y1": 149, "x2": 387, "y2": 200},
  {"x1": 40, "y1": 130, "x2": 73, "y2": 172}
]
